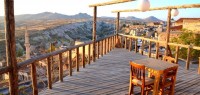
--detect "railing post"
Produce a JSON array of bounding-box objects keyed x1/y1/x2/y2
[
  {"x1": 108, "y1": 38, "x2": 110, "y2": 52},
  {"x1": 59, "y1": 53, "x2": 63, "y2": 82},
  {"x1": 124, "y1": 37, "x2": 127, "y2": 49},
  {"x1": 111, "y1": 36, "x2": 113, "y2": 50},
  {"x1": 104, "y1": 39, "x2": 106, "y2": 54},
  {"x1": 186, "y1": 45, "x2": 192, "y2": 70},
  {"x1": 69, "y1": 50, "x2": 72, "y2": 76},
  {"x1": 155, "y1": 42, "x2": 159, "y2": 59},
  {"x1": 135, "y1": 38, "x2": 138, "y2": 53},
  {"x1": 110, "y1": 37, "x2": 112, "y2": 51},
  {"x1": 76, "y1": 48, "x2": 79, "y2": 71},
  {"x1": 31, "y1": 62, "x2": 38, "y2": 95},
  {"x1": 129, "y1": 38, "x2": 132, "y2": 52},
  {"x1": 141, "y1": 40, "x2": 144, "y2": 55},
  {"x1": 198, "y1": 57, "x2": 200, "y2": 74},
  {"x1": 88, "y1": 44, "x2": 91, "y2": 65},
  {"x1": 82, "y1": 46, "x2": 85, "y2": 68},
  {"x1": 47, "y1": 57, "x2": 52, "y2": 89},
  {"x1": 97, "y1": 41, "x2": 100, "y2": 59},
  {"x1": 107, "y1": 38, "x2": 109, "y2": 53},
  {"x1": 101, "y1": 40, "x2": 103, "y2": 57},
  {"x1": 175, "y1": 46, "x2": 179, "y2": 64},
  {"x1": 148, "y1": 41, "x2": 152, "y2": 58}
]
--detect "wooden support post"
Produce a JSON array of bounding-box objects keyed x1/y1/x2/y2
[
  {"x1": 47, "y1": 57, "x2": 52, "y2": 89},
  {"x1": 175, "y1": 46, "x2": 179, "y2": 64},
  {"x1": 186, "y1": 45, "x2": 192, "y2": 70},
  {"x1": 165, "y1": 8, "x2": 172, "y2": 56},
  {"x1": 135, "y1": 39, "x2": 138, "y2": 53},
  {"x1": 59, "y1": 53, "x2": 63, "y2": 82},
  {"x1": 69, "y1": 50, "x2": 72, "y2": 76},
  {"x1": 92, "y1": 6, "x2": 97, "y2": 62},
  {"x1": 76, "y1": 48, "x2": 79, "y2": 71},
  {"x1": 88, "y1": 44, "x2": 91, "y2": 64},
  {"x1": 141, "y1": 40, "x2": 144, "y2": 55},
  {"x1": 82, "y1": 46, "x2": 85, "y2": 68},
  {"x1": 148, "y1": 41, "x2": 152, "y2": 58},
  {"x1": 116, "y1": 12, "x2": 120, "y2": 34},
  {"x1": 124, "y1": 37, "x2": 127, "y2": 49},
  {"x1": 198, "y1": 57, "x2": 200, "y2": 74},
  {"x1": 4, "y1": 0, "x2": 19, "y2": 94},
  {"x1": 155, "y1": 42, "x2": 159, "y2": 59},
  {"x1": 101, "y1": 41, "x2": 103, "y2": 57},
  {"x1": 31, "y1": 62, "x2": 38, "y2": 95},
  {"x1": 129, "y1": 38, "x2": 132, "y2": 52}
]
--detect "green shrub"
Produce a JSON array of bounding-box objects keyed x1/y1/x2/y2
[{"x1": 171, "y1": 31, "x2": 200, "y2": 60}]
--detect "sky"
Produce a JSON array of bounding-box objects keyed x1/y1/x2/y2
[{"x1": 0, "y1": 0, "x2": 200, "y2": 21}]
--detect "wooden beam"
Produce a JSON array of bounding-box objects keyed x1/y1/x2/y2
[
  {"x1": 165, "y1": 9, "x2": 171, "y2": 56},
  {"x1": 89, "y1": 0, "x2": 134, "y2": 7},
  {"x1": 112, "y1": 4, "x2": 200, "y2": 13},
  {"x1": 4, "y1": 0, "x2": 19, "y2": 94},
  {"x1": 93, "y1": 6, "x2": 97, "y2": 62}
]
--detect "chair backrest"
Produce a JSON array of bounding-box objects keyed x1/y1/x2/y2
[
  {"x1": 160, "y1": 66, "x2": 178, "y2": 94},
  {"x1": 163, "y1": 56, "x2": 176, "y2": 64},
  {"x1": 129, "y1": 61, "x2": 145, "y2": 84}
]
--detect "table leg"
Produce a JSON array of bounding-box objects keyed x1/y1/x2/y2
[{"x1": 153, "y1": 72, "x2": 160, "y2": 95}]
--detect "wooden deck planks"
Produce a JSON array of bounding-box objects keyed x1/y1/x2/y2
[{"x1": 39, "y1": 48, "x2": 200, "y2": 95}]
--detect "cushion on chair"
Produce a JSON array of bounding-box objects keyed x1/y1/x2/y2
[{"x1": 132, "y1": 77, "x2": 154, "y2": 86}]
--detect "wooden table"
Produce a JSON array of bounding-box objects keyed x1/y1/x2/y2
[{"x1": 133, "y1": 58, "x2": 178, "y2": 95}]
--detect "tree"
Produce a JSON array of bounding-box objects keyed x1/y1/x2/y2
[{"x1": 171, "y1": 30, "x2": 200, "y2": 60}]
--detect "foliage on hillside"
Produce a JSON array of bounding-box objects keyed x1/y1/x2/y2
[{"x1": 171, "y1": 29, "x2": 200, "y2": 60}]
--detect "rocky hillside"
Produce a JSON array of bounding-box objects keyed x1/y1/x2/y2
[{"x1": 0, "y1": 21, "x2": 114, "y2": 60}]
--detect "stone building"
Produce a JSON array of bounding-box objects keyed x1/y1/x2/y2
[{"x1": 175, "y1": 18, "x2": 200, "y2": 33}]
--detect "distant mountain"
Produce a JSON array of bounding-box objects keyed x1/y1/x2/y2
[
  {"x1": 0, "y1": 12, "x2": 92, "y2": 22},
  {"x1": 143, "y1": 16, "x2": 163, "y2": 22},
  {"x1": 15, "y1": 12, "x2": 69, "y2": 21},
  {"x1": 124, "y1": 16, "x2": 142, "y2": 21},
  {"x1": 0, "y1": 12, "x2": 163, "y2": 23},
  {"x1": 72, "y1": 13, "x2": 91, "y2": 19}
]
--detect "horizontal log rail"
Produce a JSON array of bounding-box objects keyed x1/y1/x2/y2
[
  {"x1": 0, "y1": 34, "x2": 117, "y2": 94},
  {"x1": 119, "y1": 33, "x2": 200, "y2": 50},
  {"x1": 118, "y1": 33, "x2": 200, "y2": 72}
]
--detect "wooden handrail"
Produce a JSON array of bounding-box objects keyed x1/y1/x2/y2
[
  {"x1": 0, "y1": 34, "x2": 116, "y2": 95},
  {"x1": 0, "y1": 66, "x2": 11, "y2": 75},
  {"x1": 119, "y1": 33, "x2": 200, "y2": 50},
  {"x1": 119, "y1": 33, "x2": 200, "y2": 72}
]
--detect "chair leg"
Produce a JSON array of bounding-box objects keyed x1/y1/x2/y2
[
  {"x1": 141, "y1": 87, "x2": 145, "y2": 95},
  {"x1": 129, "y1": 83, "x2": 133, "y2": 95}
]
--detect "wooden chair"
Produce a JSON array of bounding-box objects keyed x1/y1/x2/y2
[
  {"x1": 159, "y1": 66, "x2": 178, "y2": 95},
  {"x1": 129, "y1": 61, "x2": 154, "y2": 95},
  {"x1": 163, "y1": 56, "x2": 176, "y2": 64}
]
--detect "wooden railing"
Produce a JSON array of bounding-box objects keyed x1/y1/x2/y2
[
  {"x1": 118, "y1": 33, "x2": 200, "y2": 73},
  {"x1": 0, "y1": 34, "x2": 117, "y2": 95}
]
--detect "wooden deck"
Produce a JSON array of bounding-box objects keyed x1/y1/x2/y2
[{"x1": 39, "y1": 48, "x2": 200, "y2": 95}]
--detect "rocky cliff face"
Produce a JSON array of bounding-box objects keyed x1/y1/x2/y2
[{"x1": 12, "y1": 21, "x2": 114, "y2": 57}]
